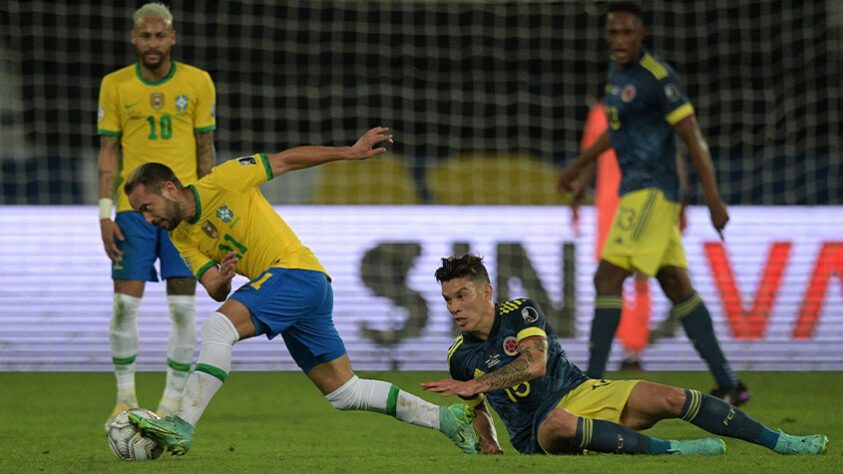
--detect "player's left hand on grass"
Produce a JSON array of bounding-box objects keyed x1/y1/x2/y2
[{"x1": 349, "y1": 126, "x2": 393, "y2": 160}]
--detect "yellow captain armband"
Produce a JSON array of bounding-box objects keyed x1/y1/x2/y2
[
  {"x1": 462, "y1": 393, "x2": 485, "y2": 407},
  {"x1": 98, "y1": 198, "x2": 113, "y2": 220}
]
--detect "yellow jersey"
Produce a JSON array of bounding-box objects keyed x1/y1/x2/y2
[
  {"x1": 170, "y1": 154, "x2": 329, "y2": 281},
  {"x1": 97, "y1": 61, "x2": 216, "y2": 212}
]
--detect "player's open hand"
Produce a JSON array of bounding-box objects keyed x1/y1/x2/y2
[
  {"x1": 218, "y1": 251, "x2": 239, "y2": 282},
  {"x1": 100, "y1": 218, "x2": 125, "y2": 263},
  {"x1": 349, "y1": 127, "x2": 393, "y2": 160},
  {"x1": 422, "y1": 378, "x2": 481, "y2": 398}
]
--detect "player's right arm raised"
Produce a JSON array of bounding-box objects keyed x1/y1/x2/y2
[
  {"x1": 97, "y1": 135, "x2": 124, "y2": 262},
  {"x1": 266, "y1": 127, "x2": 393, "y2": 177}
]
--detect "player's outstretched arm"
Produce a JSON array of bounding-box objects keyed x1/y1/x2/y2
[
  {"x1": 473, "y1": 401, "x2": 503, "y2": 454},
  {"x1": 558, "y1": 129, "x2": 611, "y2": 195},
  {"x1": 423, "y1": 338, "x2": 548, "y2": 397},
  {"x1": 674, "y1": 117, "x2": 729, "y2": 239},
  {"x1": 266, "y1": 127, "x2": 393, "y2": 178}
]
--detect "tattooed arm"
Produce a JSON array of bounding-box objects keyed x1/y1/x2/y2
[
  {"x1": 422, "y1": 337, "x2": 548, "y2": 398},
  {"x1": 195, "y1": 130, "x2": 216, "y2": 178},
  {"x1": 97, "y1": 135, "x2": 124, "y2": 263}
]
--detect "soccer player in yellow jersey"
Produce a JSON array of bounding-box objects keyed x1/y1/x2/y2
[
  {"x1": 96, "y1": 3, "x2": 216, "y2": 430},
  {"x1": 121, "y1": 127, "x2": 478, "y2": 456}
]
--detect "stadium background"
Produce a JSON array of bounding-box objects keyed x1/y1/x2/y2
[{"x1": 0, "y1": 0, "x2": 840, "y2": 371}]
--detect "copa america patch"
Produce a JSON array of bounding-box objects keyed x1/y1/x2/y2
[
  {"x1": 521, "y1": 306, "x2": 538, "y2": 323},
  {"x1": 664, "y1": 83, "x2": 681, "y2": 102},
  {"x1": 503, "y1": 336, "x2": 519, "y2": 356},
  {"x1": 621, "y1": 84, "x2": 636, "y2": 102},
  {"x1": 238, "y1": 156, "x2": 257, "y2": 166}
]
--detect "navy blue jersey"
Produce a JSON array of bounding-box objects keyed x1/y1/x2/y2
[
  {"x1": 447, "y1": 299, "x2": 588, "y2": 453},
  {"x1": 603, "y1": 50, "x2": 694, "y2": 202}
]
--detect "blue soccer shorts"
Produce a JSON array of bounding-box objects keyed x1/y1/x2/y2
[
  {"x1": 112, "y1": 211, "x2": 193, "y2": 281},
  {"x1": 230, "y1": 267, "x2": 347, "y2": 373}
]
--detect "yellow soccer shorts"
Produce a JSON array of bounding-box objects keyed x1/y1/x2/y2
[
  {"x1": 557, "y1": 378, "x2": 641, "y2": 424},
  {"x1": 601, "y1": 188, "x2": 688, "y2": 276}
]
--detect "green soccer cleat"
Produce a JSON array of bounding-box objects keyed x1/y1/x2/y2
[
  {"x1": 774, "y1": 432, "x2": 828, "y2": 455},
  {"x1": 128, "y1": 413, "x2": 195, "y2": 456},
  {"x1": 668, "y1": 437, "x2": 727, "y2": 455},
  {"x1": 439, "y1": 404, "x2": 479, "y2": 454}
]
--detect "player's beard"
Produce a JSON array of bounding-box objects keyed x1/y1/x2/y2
[
  {"x1": 161, "y1": 197, "x2": 184, "y2": 231},
  {"x1": 138, "y1": 48, "x2": 170, "y2": 72}
]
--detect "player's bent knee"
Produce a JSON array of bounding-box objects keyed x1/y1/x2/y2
[
  {"x1": 201, "y1": 312, "x2": 239, "y2": 347},
  {"x1": 325, "y1": 375, "x2": 372, "y2": 411},
  {"x1": 543, "y1": 409, "x2": 579, "y2": 439}
]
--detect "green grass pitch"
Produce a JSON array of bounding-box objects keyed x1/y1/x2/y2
[{"x1": 1, "y1": 371, "x2": 838, "y2": 473}]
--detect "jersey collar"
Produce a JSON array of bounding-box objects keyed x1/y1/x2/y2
[
  {"x1": 135, "y1": 60, "x2": 177, "y2": 86},
  {"x1": 187, "y1": 184, "x2": 202, "y2": 225}
]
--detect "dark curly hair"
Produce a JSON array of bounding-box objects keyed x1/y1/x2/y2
[{"x1": 434, "y1": 254, "x2": 490, "y2": 286}]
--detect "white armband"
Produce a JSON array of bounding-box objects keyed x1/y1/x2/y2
[{"x1": 99, "y1": 198, "x2": 114, "y2": 220}]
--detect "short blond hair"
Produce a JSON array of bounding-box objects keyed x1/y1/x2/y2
[{"x1": 133, "y1": 3, "x2": 174, "y2": 28}]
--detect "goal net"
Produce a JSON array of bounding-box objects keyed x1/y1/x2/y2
[{"x1": 0, "y1": 0, "x2": 839, "y2": 205}]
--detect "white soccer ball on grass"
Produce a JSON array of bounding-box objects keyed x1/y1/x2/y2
[{"x1": 106, "y1": 408, "x2": 164, "y2": 460}]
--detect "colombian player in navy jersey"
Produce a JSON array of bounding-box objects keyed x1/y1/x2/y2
[
  {"x1": 558, "y1": 2, "x2": 750, "y2": 405},
  {"x1": 423, "y1": 255, "x2": 827, "y2": 455}
]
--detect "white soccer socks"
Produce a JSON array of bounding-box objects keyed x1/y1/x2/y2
[
  {"x1": 325, "y1": 375, "x2": 440, "y2": 429},
  {"x1": 159, "y1": 295, "x2": 197, "y2": 415},
  {"x1": 178, "y1": 312, "x2": 239, "y2": 426},
  {"x1": 110, "y1": 293, "x2": 142, "y2": 405}
]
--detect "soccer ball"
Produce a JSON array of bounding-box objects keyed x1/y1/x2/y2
[{"x1": 106, "y1": 408, "x2": 164, "y2": 461}]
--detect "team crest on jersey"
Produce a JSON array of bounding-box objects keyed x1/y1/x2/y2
[
  {"x1": 216, "y1": 206, "x2": 233, "y2": 223},
  {"x1": 202, "y1": 220, "x2": 219, "y2": 238},
  {"x1": 238, "y1": 156, "x2": 257, "y2": 166},
  {"x1": 521, "y1": 306, "x2": 538, "y2": 324},
  {"x1": 150, "y1": 93, "x2": 165, "y2": 110},
  {"x1": 621, "y1": 84, "x2": 636, "y2": 102},
  {"x1": 664, "y1": 84, "x2": 681, "y2": 102},
  {"x1": 503, "y1": 336, "x2": 519, "y2": 356},
  {"x1": 175, "y1": 95, "x2": 188, "y2": 111}
]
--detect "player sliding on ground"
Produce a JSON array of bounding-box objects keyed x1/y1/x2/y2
[
  {"x1": 422, "y1": 255, "x2": 828, "y2": 456},
  {"x1": 123, "y1": 127, "x2": 478, "y2": 455}
]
